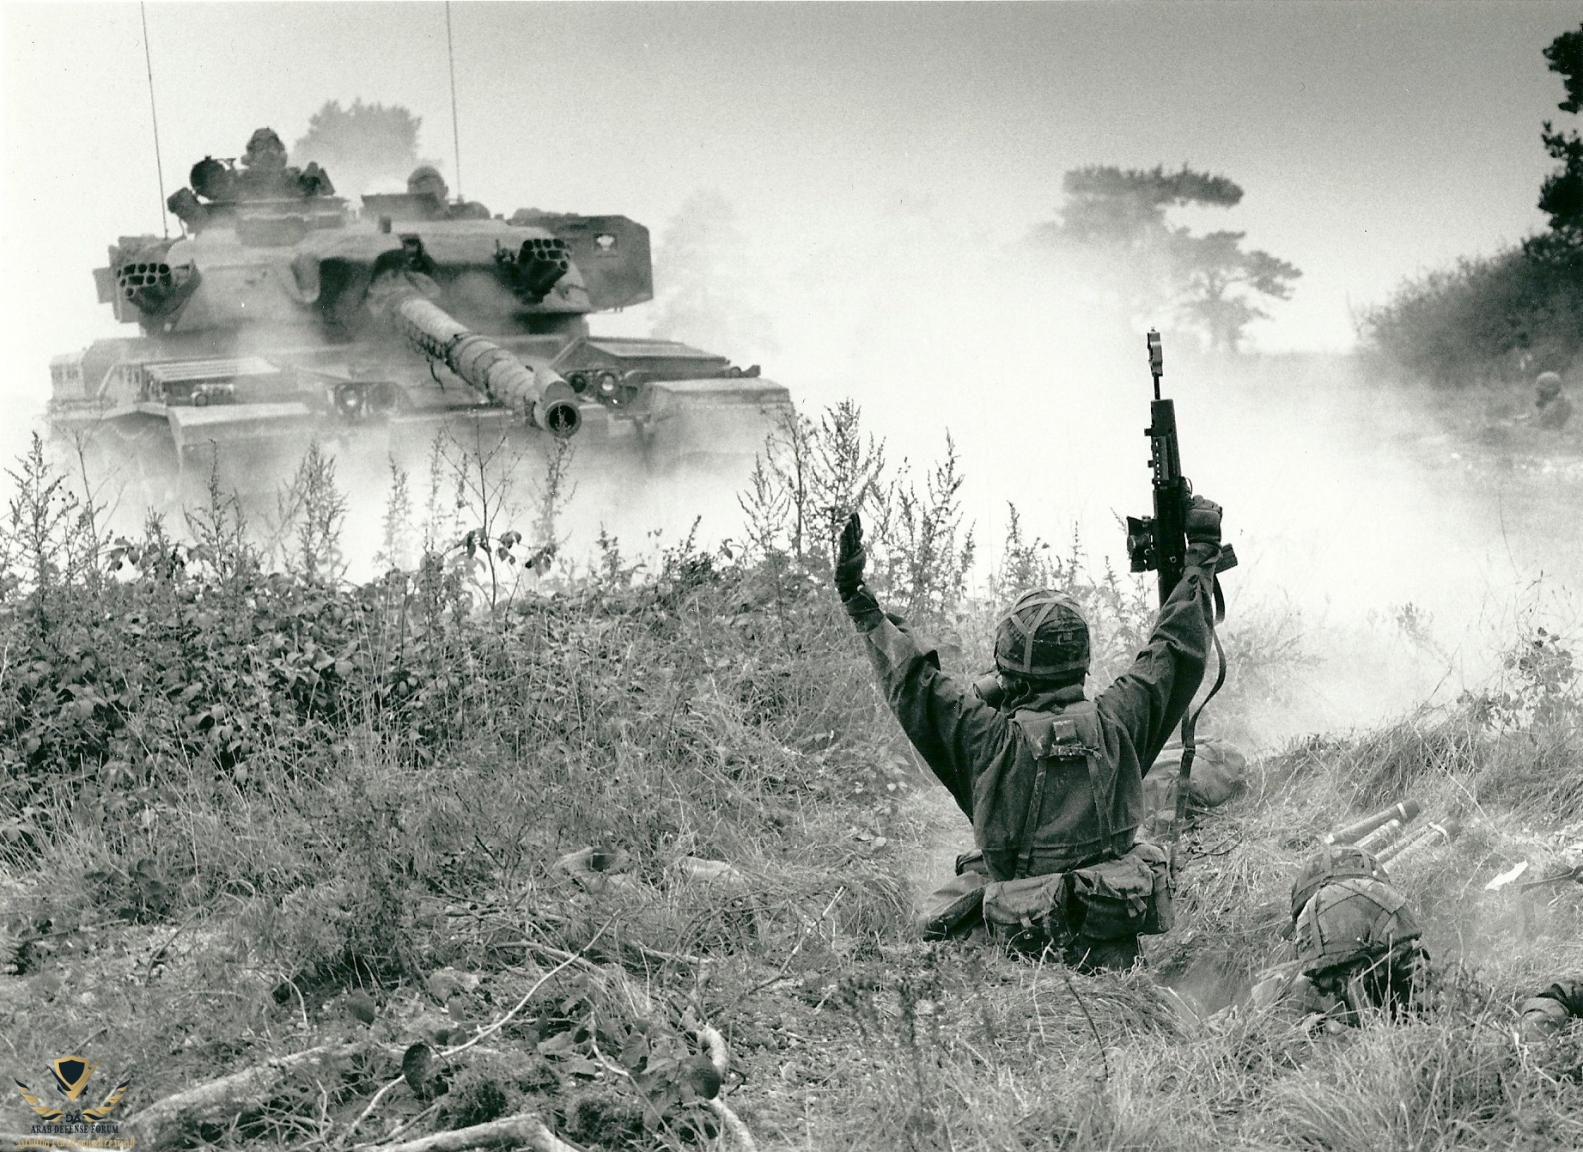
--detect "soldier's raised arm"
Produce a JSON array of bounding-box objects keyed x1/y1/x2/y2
[
  {"x1": 833, "y1": 513, "x2": 1010, "y2": 817},
  {"x1": 1096, "y1": 495, "x2": 1224, "y2": 767}
]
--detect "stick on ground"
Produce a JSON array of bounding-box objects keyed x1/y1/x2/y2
[
  {"x1": 121, "y1": 1042, "x2": 364, "y2": 1149},
  {"x1": 372, "y1": 1112, "x2": 581, "y2": 1152}
]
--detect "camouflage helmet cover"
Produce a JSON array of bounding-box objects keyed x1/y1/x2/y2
[
  {"x1": 1289, "y1": 844, "x2": 1392, "y2": 924},
  {"x1": 994, "y1": 590, "x2": 1090, "y2": 679},
  {"x1": 1537, "y1": 371, "x2": 1563, "y2": 401},
  {"x1": 1293, "y1": 877, "x2": 1422, "y2": 975}
]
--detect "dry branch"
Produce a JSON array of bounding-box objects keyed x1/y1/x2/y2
[
  {"x1": 707, "y1": 1101, "x2": 758, "y2": 1152},
  {"x1": 443, "y1": 919, "x2": 611, "y2": 1059},
  {"x1": 696, "y1": 1023, "x2": 756, "y2": 1152},
  {"x1": 373, "y1": 1112, "x2": 580, "y2": 1152},
  {"x1": 122, "y1": 1042, "x2": 364, "y2": 1148}
]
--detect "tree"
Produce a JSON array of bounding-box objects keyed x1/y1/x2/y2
[
  {"x1": 1041, "y1": 164, "x2": 1243, "y2": 249},
  {"x1": 1033, "y1": 164, "x2": 1299, "y2": 350},
  {"x1": 291, "y1": 100, "x2": 427, "y2": 197},
  {"x1": 1363, "y1": 22, "x2": 1583, "y2": 385},
  {"x1": 1534, "y1": 24, "x2": 1583, "y2": 245},
  {"x1": 1171, "y1": 231, "x2": 1302, "y2": 351}
]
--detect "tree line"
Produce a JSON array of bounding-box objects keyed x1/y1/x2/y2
[{"x1": 1361, "y1": 22, "x2": 1583, "y2": 388}]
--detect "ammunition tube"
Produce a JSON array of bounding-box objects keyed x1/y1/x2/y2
[
  {"x1": 1324, "y1": 800, "x2": 1422, "y2": 847},
  {"x1": 1377, "y1": 819, "x2": 1458, "y2": 867},
  {"x1": 1354, "y1": 819, "x2": 1409, "y2": 855}
]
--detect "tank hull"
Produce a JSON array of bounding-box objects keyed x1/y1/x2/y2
[{"x1": 48, "y1": 337, "x2": 793, "y2": 540}]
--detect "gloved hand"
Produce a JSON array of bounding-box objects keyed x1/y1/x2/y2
[
  {"x1": 835, "y1": 512, "x2": 867, "y2": 599},
  {"x1": 834, "y1": 512, "x2": 882, "y2": 628},
  {"x1": 1185, "y1": 495, "x2": 1222, "y2": 547},
  {"x1": 1185, "y1": 494, "x2": 1223, "y2": 570}
]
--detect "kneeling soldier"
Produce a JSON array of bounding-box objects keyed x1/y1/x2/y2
[{"x1": 832, "y1": 496, "x2": 1224, "y2": 971}]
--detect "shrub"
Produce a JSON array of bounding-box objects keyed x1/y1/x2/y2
[{"x1": 1359, "y1": 245, "x2": 1583, "y2": 388}]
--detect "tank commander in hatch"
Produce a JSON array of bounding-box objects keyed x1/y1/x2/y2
[
  {"x1": 168, "y1": 128, "x2": 335, "y2": 228},
  {"x1": 831, "y1": 496, "x2": 1225, "y2": 972},
  {"x1": 234, "y1": 127, "x2": 335, "y2": 201},
  {"x1": 406, "y1": 165, "x2": 491, "y2": 220}
]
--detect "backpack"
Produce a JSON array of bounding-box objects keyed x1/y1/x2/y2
[{"x1": 978, "y1": 701, "x2": 1173, "y2": 947}]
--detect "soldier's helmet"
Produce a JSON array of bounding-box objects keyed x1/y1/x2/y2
[
  {"x1": 244, "y1": 127, "x2": 288, "y2": 171},
  {"x1": 1289, "y1": 844, "x2": 1392, "y2": 924},
  {"x1": 994, "y1": 590, "x2": 1089, "y2": 680},
  {"x1": 408, "y1": 165, "x2": 450, "y2": 200},
  {"x1": 1293, "y1": 877, "x2": 1429, "y2": 1016},
  {"x1": 1537, "y1": 371, "x2": 1563, "y2": 402}
]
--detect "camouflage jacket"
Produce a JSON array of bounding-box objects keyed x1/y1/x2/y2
[
  {"x1": 853, "y1": 552, "x2": 1218, "y2": 878},
  {"x1": 1537, "y1": 394, "x2": 1573, "y2": 431},
  {"x1": 1520, "y1": 978, "x2": 1583, "y2": 1039}
]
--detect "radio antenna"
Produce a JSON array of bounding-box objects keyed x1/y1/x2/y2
[
  {"x1": 445, "y1": 0, "x2": 464, "y2": 200},
  {"x1": 139, "y1": 1, "x2": 171, "y2": 238}
]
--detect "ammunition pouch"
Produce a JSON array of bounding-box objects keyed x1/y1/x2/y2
[
  {"x1": 917, "y1": 850, "x2": 991, "y2": 940},
  {"x1": 980, "y1": 842, "x2": 1174, "y2": 950},
  {"x1": 982, "y1": 872, "x2": 1075, "y2": 950},
  {"x1": 1067, "y1": 841, "x2": 1174, "y2": 939}
]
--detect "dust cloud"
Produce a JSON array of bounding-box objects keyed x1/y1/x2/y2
[
  {"x1": 6, "y1": 83, "x2": 1576, "y2": 752},
  {"x1": 23, "y1": 180, "x2": 1580, "y2": 750},
  {"x1": 634, "y1": 198, "x2": 1582, "y2": 745}
]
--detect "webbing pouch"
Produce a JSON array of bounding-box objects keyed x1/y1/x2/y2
[
  {"x1": 1067, "y1": 842, "x2": 1174, "y2": 939},
  {"x1": 981, "y1": 872, "x2": 1074, "y2": 951},
  {"x1": 918, "y1": 870, "x2": 990, "y2": 940}
]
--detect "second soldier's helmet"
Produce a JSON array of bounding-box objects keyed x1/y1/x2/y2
[
  {"x1": 1294, "y1": 877, "x2": 1429, "y2": 1017},
  {"x1": 1537, "y1": 371, "x2": 1563, "y2": 401},
  {"x1": 1294, "y1": 878, "x2": 1421, "y2": 971},
  {"x1": 994, "y1": 590, "x2": 1090, "y2": 680},
  {"x1": 1289, "y1": 844, "x2": 1392, "y2": 924}
]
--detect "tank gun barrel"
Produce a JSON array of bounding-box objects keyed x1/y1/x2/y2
[{"x1": 380, "y1": 283, "x2": 581, "y2": 438}]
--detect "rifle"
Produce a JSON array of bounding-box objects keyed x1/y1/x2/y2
[{"x1": 1125, "y1": 330, "x2": 1237, "y2": 857}]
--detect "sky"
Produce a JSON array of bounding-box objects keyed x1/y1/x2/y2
[
  {"x1": 2, "y1": 1, "x2": 1583, "y2": 729},
  {"x1": 2, "y1": 2, "x2": 1577, "y2": 377}
]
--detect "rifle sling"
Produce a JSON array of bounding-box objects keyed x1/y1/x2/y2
[{"x1": 1171, "y1": 616, "x2": 1229, "y2": 859}]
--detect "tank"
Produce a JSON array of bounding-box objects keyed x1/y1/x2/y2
[{"x1": 47, "y1": 128, "x2": 793, "y2": 512}]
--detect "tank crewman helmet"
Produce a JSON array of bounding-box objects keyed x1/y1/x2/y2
[
  {"x1": 244, "y1": 127, "x2": 289, "y2": 172},
  {"x1": 994, "y1": 590, "x2": 1090, "y2": 680},
  {"x1": 407, "y1": 165, "x2": 450, "y2": 200}
]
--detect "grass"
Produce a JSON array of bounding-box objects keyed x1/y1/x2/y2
[{"x1": 1, "y1": 410, "x2": 1581, "y2": 1151}]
